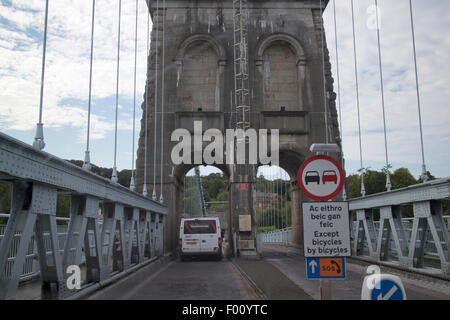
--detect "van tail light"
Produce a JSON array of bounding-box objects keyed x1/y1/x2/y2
[
  {"x1": 179, "y1": 238, "x2": 182, "y2": 248},
  {"x1": 218, "y1": 237, "x2": 222, "y2": 247}
]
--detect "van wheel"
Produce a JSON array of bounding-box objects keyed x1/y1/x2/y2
[{"x1": 180, "y1": 255, "x2": 186, "y2": 262}]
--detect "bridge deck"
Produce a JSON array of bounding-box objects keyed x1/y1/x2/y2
[{"x1": 14, "y1": 243, "x2": 449, "y2": 300}]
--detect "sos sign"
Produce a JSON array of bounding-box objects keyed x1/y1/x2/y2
[{"x1": 297, "y1": 155, "x2": 345, "y2": 201}]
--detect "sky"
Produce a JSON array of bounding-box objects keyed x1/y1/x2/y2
[{"x1": 0, "y1": 0, "x2": 449, "y2": 180}]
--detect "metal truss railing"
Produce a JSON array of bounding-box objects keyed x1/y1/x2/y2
[
  {"x1": 260, "y1": 179, "x2": 450, "y2": 277},
  {"x1": 0, "y1": 132, "x2": 167, "y2": 299},
  {"x1": 351, "y1": 217, "x2": 450, "y2": 268},
  {"x1": 349, "y1": 178, "x2": 450, "y2": 276}
]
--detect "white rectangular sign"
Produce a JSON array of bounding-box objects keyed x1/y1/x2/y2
[{"x1": 302, "y1": 202, "x2": 351, "y2": 257}]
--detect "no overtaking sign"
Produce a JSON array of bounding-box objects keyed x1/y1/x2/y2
[{"x1": 297, "y1": 155, "x2": 345, "y2": 201}]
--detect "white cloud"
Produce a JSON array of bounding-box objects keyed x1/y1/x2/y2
[
  {"x1": 324, "y1": 0, "x2": 450, "y2": 177},
  {"x1": 0, "y1": 0, "x2": 448, "y2": 177},
  {"x1": 0, "y1": 0, "x2": 151, "y2": 141}
]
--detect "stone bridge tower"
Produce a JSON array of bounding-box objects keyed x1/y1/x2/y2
[{"x1": 135, "y1": 0, "x2": 340, "y2": 254}]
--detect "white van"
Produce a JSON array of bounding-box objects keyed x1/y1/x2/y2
[{"x1": 179, "y1": 217, "x2": 223, "y2": 261}]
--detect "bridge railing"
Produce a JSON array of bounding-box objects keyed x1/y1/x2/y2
[
  {"x1": 260, "y1": 178, "x2": 450, "y2": 277},
  {"x1": 0, "y1": 215, "x2": 70, "y2": 282},
  {"x1": 350, "y1": 217, "x2": 450, "y2": 265},
  {"x1": 349, "y1": 177, "x2": 450, "y2": 276},
  {"x1": 0, "y1": 132, "x2": 167, "y2": 299},
  {"x1": 260, "y1": 228, "x2": 293, "y2": 246}
]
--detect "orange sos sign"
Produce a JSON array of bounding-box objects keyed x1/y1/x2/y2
[{"x1": 306, "y1": 257, "x2": 346, "y2": 279}]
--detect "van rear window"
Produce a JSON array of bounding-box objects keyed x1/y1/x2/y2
[{"x1": 184, "y1": 220, "x2": 217, "y2": 234}]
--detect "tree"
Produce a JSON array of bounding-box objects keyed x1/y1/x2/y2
[
  {"x1": 346, "y1": 168, "x2": 419, "y2": 199},
  {"x1": 363, "y1": 170, "x2": 387, "y2": 195},
  {"x1": 390, "y1": 168, "x2": 417, "y2": 190},
  {"x1": 346, "y1": 174, "x2": 361, "y2": 199}
]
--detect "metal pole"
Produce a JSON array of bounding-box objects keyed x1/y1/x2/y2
[
  {"x1": 83, "y1": 0, "x2": 96, "y2": 171},
  {"x1": 350, "y1": 0, "x2": 365, "y2": 197},
  {"x1": 111, "y1": 0, "x2": 122, "y2": 183},
  {"x1": 130, "y1": 0, "x2": 139, "y2": 191},
  {"x1": 409, "y1": 0, "x2": 428, "y2": 182},
  {"x1": 143, "y1": 6, "x2": 150, "y2": 197},
  {"x1": 332, "y1": 0, "x2": 347, "y2": 200},
  {"x1": 374, "y1": 0, "x2": 391, "y2": 191},
  {"x1": 33, "y1": 0, "x2": 49, "y2": 151},
  {"x1": 159, "y1": 0, "x2": 166, "y2": 203},
  {"x1": 319, "y1": 0, "x2": 329, "y2": 144},
  {"x1": 152, "y1": 0, "x2": 160, "y2": 201}
]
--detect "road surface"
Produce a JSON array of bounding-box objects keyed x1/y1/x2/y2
[{"x1": 88, "y1": 256, "x2": 259, "y2": 300}]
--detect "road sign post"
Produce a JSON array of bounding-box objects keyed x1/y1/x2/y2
[{"x1": 298, "y1": 151, "x2": 349, "y2": 300}]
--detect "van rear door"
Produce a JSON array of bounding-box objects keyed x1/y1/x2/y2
[
  {"x1": 182, "y1": 220, "x2": 201, "y2": 253},
  {"x1": 199, "y1": 219, "x2": 219, "y2": 253}
]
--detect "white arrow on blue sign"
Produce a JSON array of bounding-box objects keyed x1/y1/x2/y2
[
  {"x1": 371, "y1": 279, "x2": 404, "y2": 300},
  {"x1": 307, "y1": 258, "x2": 320, "y2": 278},
  {"x1": 361, "y1": 274, "x2": 407, "y2": 300}
]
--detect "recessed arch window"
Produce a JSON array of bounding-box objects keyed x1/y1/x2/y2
[
  {"x1": 179, "y1": 42, "x2": 218, "y2": 112},
  {"x1": 263, "y1": 42, "x2": 298, "y2": 111}
]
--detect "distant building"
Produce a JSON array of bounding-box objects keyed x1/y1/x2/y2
[{"x1": 255, "y1": 191, "x2": 278, "y2": 209}]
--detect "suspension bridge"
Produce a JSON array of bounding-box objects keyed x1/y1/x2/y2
[{"x1": 0, "y1": 0, "x2": 449, "y2": 301}]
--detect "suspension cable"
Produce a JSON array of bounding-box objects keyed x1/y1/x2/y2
[
  {"x1": 319, "y1": 0, "x2": 329, "y2": 144},
  {"x1": 332, "y1": 0, "x2": 347, "y2": 200},
  {"x1": 159, "y1": 0, "x2": 166, "y2": 203},
  {"x1": 83, "y1": 0, "x2": 96, "y2": 171},
  {"x1": 33, "y1": 0, "x2": 49, "y2": 151},
  {"x1": 130, "y1": 0, "x2": 139, "y2": 191},
  {"x1": 408, "y1": 0, "x2": 428, "y2": 182},
  {"x1": 374, "y1": 0, "x2": 391, "y2": 191},
  {"x1": 143, "y1": 5, "x2": 150, "y2": 197},
  {"x1": 350, "y1": 0, "x2": 365, "y2": 197},
  {"x1": 152, "y1": 0, "x2": 160, "y2": 201},
  {"x1": 112, "y1": 0, "x2": 122, "y2": 183}
]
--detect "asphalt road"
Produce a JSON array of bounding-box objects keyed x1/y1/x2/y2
[{"x1": 89, "y1": 256, "x2": 259, "y2": 300}]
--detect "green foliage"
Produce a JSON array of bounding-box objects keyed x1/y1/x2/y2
[
  {"x1": 56, "y1": 195, "x2": 70, "y2": 218},
  {"x1": 256, "y1": 175, "x2": 291, "y2": 201},
  {"x1": 390, "y1": 168, "x2": 417, "y2": 190},
  {"x1": 258, "y1": 226, "x2": 278, "y2": 233},
  {"x1": 183, "y1": 172, "x2": 230, "y2": 215},
  {"x1": 364, "y1": 170, "x2": 388, "y2": 194},
  {"x1": 201, "y1": 173, "x2": 228, "y2": 212},
  {"x1": 346, "y1": 167, "x2": 420, "y2": 199},
  {"x1": 443, "y1": 200, "x2": 450, "y2": 216},
  {"x1": 0, "y1": 181, "x2": 11, "y2": 213},
  {"x1": 68, "y1": 160, "x2": 132, "y2": 188},
  {"x1": 68, "y1": 159, "x2": 113, "y2": 181},
  {"x1": 346, "y1": 174, "x2": 361, "y2": 199},
  {"x1": 183, "y1": 175, "x2": 203, "y2": 216},
  {"x1": 255, "y1": 195, "x2": 292, "y2": 230}
]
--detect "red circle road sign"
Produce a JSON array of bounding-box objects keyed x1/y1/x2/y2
[{"x1": 297, "y1": 155, "x2": 345, "y2": 201}]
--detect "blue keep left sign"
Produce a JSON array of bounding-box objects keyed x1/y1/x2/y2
[
  {"x1": 371, "y1": 279, "x2": 404, "y2": 300},
  {"x1": 361, "y1": 274, "x2": 407, "y2": 300}
]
